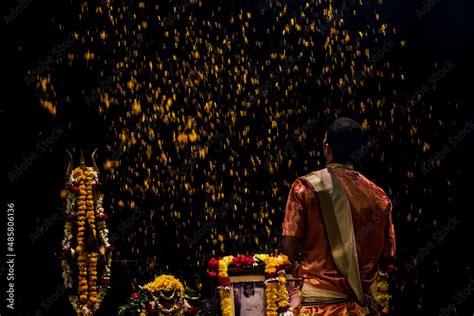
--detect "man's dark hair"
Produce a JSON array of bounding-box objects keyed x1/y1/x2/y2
[{"x1": 326, "y1": 117, "x2": 367, "y2": 164}]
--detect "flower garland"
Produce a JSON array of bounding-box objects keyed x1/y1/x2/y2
[
  {"x1": 208, "y1": 256, "x2": 234, "y2": 316},
  {"x1": 144, "y1": 275, "x2": 185, "y2": 314},
  {"x1": 208, "y1": 254, "x2": 291, "y2": 316},
  {"x1": 373, "y1": 273, "x2": 392, "y2": 314},
  {"x1": 255, "y1": 254, "x2": 291, "y2": 316},
  {"x1": 62, "y1": 166, "x2": 112, "y2": 315},
  {"x1": 119, "y1": 275, "x2": 191, "y2": 315}
]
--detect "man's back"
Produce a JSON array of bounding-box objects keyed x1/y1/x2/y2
[
  {"x1": 282, "y1": 117, "x2": 396, "y2": 314},
  {"x1": 282, "y1": 164, "x2": 396, "y2": 309}
]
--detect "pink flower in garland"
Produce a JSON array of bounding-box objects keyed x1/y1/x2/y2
[
  {"x1": 146, "y1": 302, "x2": 154, "y2": 314},
  {"x1": 187, "y1": 306, "x2": 199, "y2": 314},
  {"x1": 232, "y1": 256, "x2": 254, "y2": 267},
  {"x1": 98, "y1": 213, "x2": 108, "y2": 220},
  {"x1": 186, "y1": 306, "x2": 199, "y2": 314},
  {"x1": 208, "y1": 258, "x2": 220, "y2": 275},
  {"x1": 101, "y1": 276, "x2": 111, "y2": 286},
  {"x1": 66, "y1": 183, "x2": 79, "y2": 191},
  {"x1": 130, "y1": 292, "x2": 140, "y2": 299},
  {"x1": 217, "y1": 276, "x2": 231, "y2": 287}
]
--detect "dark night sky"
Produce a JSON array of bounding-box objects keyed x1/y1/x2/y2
[{"x1": 2, "y1": 0, "x2": 474, "y2": 315}]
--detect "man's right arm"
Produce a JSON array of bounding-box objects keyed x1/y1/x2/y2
[{"x1": 282, "y1": 179, "x2": 307, "y2": 263}]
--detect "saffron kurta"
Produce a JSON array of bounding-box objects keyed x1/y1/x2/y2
[{"x1": 282, "y1": 165, "x2": 396, "y2": 315}]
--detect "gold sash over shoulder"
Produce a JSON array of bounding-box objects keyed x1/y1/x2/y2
[{"x1": 302, "y1": 168, "x2": 366, "y2": 306}]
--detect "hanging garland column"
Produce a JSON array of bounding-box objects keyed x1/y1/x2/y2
[{"x1": 61, "y1": 150, "x2": 112, "y2": 315}]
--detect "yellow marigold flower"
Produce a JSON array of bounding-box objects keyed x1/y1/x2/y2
[
  {"x1": 255, "y1": 254, "x2": 269, "y2": 262},
  {"x1": 222, "y1": 255, "x2": 234, "y2": 265},
  {"x1": 143, "y1": 275, "x2": 185, "y2": 295}
]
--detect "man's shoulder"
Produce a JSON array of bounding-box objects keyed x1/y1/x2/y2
[
  {"x1": 299, "y1": 168, "x2": 328, "y2": 183},
  {"x1": 357, "y1": 173, "x2": 391, "y2": 206},
  {"x1": 291, "y1": 170, "x2": 329, "y2": 195},
  {"x1": 291, "y1": 176, "x2": 315, "y2": 193}
]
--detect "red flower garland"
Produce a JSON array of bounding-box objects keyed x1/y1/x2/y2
[{"x1": 232, "y1": 255, "x2": 254, "y2": 267}]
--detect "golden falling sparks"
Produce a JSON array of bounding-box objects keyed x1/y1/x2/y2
[{"x1": 34, "y1": 0, "x2": 440, "y2": 294}]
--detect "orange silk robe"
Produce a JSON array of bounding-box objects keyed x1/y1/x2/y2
[{"x1": 282, "y1": 165, "x2": 396, "y2": 315}]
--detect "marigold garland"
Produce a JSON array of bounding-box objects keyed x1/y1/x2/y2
[
  {"x1": 144, "y1": 275, "x2": 185, "y2": 314},
  {"x1": 219, "y1": 287, "x2": 233, "y2": 316},
  {"x1": 119, "y1": 275, "x2": 191, "y2": 315},
  {"x1": 260, "y1": 256, "x2": 290, "y2": 315},
  {"x1": 208, "y1": 254, "x2": 291, "y2": 316},
  {"x1": 214, "y1": 256, "x2": 234, "y2": 316},
  {"x1": 62, "y1": 165, "x2": 112, "y2": 315},
  {"x1": 373, "y1": 273, "x2": 392, "y2": 314}
]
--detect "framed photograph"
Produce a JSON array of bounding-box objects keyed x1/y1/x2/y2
[{"x1": 229, "y1": 275, "x2": 266, "y2": 316}]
